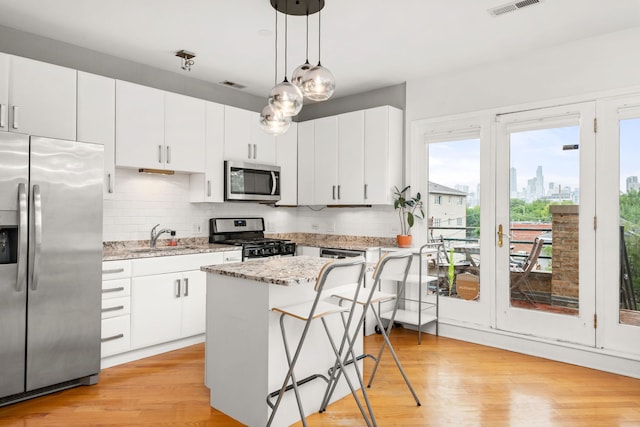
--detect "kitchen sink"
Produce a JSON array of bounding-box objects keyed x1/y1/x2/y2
[{"x1": 126, "y1": 246, "x2": 200, "y2": 253}]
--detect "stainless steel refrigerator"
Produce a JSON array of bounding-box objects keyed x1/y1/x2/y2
[{"x1": 0, "y1": 132, "x2": 103, "y2": 404}]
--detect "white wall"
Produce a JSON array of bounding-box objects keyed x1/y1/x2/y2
[
  {"x1": 103, "y1": 168, "x2": 399, "y2": 241},
  {"x1": 406, "y1": 27, "x2": 640, "y2": 123}
]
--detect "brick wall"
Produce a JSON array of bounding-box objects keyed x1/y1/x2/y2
[{"x1": 549, "y1": 205, "x2": 579, "y2": 305}]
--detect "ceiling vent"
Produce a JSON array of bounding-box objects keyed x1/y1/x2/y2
[
  {"x1": 488, "y1": 0, "x2": 544, "y2": 17},
  {"x1": 219, "y1": 80, "x2": 247, "y2": 90}
]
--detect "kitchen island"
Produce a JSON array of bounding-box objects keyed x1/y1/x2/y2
[{"x1": 201, "y1": 256, "x2": 364, "y2": 427}]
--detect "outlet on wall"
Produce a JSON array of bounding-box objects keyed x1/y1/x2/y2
[
  {"x1": 192, "y1": 223, "x2": 202, "y2": 234},
  {"x1": 327, "y1": 221, "x2": 335, "y2": 232},
  {"x1": 311, "y1": 223, "x2": 319, "y2": 230}
]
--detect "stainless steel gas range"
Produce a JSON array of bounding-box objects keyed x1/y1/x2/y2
[{"x1": 208, "y1": 218, "x2": 295, "y2": 260}]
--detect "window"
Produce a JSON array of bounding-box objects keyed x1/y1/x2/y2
[
  {"x1": 457, "y1": 217, "x2": 463, "y2": 226},
  {"x1": 434, "y1": 218, "x2": 441, "y2": 227},
  {"x1": 434, "y1": 195, "x2": 442, "y2": 205},
  {"x1": 457, "y1": 197, "x2": 463, "y2": 205}
]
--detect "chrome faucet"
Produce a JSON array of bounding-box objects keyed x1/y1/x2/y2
[{"x1": 150, "y1": 224, "x2": 175, "y2": 248}]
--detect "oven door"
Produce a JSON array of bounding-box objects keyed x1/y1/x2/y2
[{"x1": 225, "y1": 161, "x2": 280, "y2": 202}]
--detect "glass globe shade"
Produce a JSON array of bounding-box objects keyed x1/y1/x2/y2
[
  {"x1": 268, "y1": 79, "x2": 303, "y2": 117},
  {"x1": 259, "y1": 104, "x2": 291, "y2": 136},
  {"x1": 291, "y1": 60, "x2": 311, "y2": 89},
  {"x1": 300, "y1": 64, "x2": 335, "y2": 101}
]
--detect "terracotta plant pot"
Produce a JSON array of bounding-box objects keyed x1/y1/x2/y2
[{"x1": 397, "y1": 235, "x2": 413, "y2": 248}]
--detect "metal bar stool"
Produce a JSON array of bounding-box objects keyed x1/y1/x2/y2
[
  {"x1": 266, "y1": 257, "x2": 375, "y2": 427},
  {"x1": 324, "y1": 251, "x2": 421, "y2": 410}
]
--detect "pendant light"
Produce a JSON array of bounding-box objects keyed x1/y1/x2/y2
[
  {"x1": 291, "y1": 12, "x2": 311, "y2": 89},
  {"x1": 260, "y1": 2, "x2": 291, "y2": 136},
  {"x1": 268, "y1": 0, "x2": 303, "y2": 117},
  {"x1": 300, "y1": 0, "x2": 335, "y2": 101}
]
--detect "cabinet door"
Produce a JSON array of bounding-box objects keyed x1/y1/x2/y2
[
  {"x1": 165, "y1": 92, "x2": 206, "y2": 173},
  {"x1": 115, "y1": 80, "x2": 165, "y2": 169},
  {"x1": 0, "y1": 53, "x2": 8, "y2": 132},
  {"x1": 276, "y1": 122, "x2": 298, "y2": 206},
  {"x1": 191, "y1": 101, "x2": 225, "y2": 202},
  {"x1": 130, "y1": 273, "x2": 182, "y2": 349},
  {"x1": 250, "y1": 111, "x2": 277, "y2": 164},
  {"x1": 180, "y1": 270, "x2": 207, "y2": 337},
  {"x1": 297, "y1": 120, "x2": 314, "y2": 205},
  {"x1": 77, "y1": 72, "x2": 116, "y2": 199},
  {"x1": 364, "y1": 106, "x2": 402, "y2": 204},
  {"x1": 9, "y1": 55, "x2": 77, "y2": 140},
  {"x1": 224, "y1": 105, "x2": 252, "y2": 161},
  {"x1": 313, "y1": 116, "x2": 339, "y2": 205},
  {"x1": 337, "y1": 110, "x2": 365, "y2": 204}
]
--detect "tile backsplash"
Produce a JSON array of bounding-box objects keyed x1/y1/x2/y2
[{"x1": 103, "y1": 168, "x2": 399, "y2": 242}]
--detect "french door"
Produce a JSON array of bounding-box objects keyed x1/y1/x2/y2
[
  {"x1": 495, "y1": 103, "x2": 596, "y2": 346},
  {"x1": 596, "y1": 94, "x2": 640, "y2": 355}
]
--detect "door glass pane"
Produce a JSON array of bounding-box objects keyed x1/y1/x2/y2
[
  {"x1": 619, "y1": 118, "x2": 640, "y2": 326},
  {"x1": 509, "y1": 126, "x2": 579, "y2": 315},
  {"x1": 428, "y1": 138, "x2": 480, "y2": 300}
]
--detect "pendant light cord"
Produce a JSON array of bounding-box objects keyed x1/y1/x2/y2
[
  {"x1": 274, "y1": 0, "x2": 278, "y2": 86},
  {"x1": 317, "y1": 0, "x2": 322, "y2": 65},
  {"x1": 284, "y1": 0, "x2": 289, "y2": 80},
  {"x1": 305, "y1": 11, "x2": 309, "y2": 62}
]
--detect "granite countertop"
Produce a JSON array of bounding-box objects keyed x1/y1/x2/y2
[
  {"x1": 201, "y1": 255, "x2": 372, "y2": 286},
  {"x1": 266, "y1": 232, "x2": 397, "y2": 251},
  {"x1": 103, "y1": 238, "x2": 238, "y2": 261}
]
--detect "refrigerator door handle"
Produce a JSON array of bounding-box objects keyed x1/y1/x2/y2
[
  {"x1": 17, "y1": 183, "x2": 28, "y2": 292},
  {"x1": 30, "y1": 184, "x2": 43, "y2": 291}
]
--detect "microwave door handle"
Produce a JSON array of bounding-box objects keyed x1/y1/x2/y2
[{"x1": 271, "y1": 171, "x2": 277, "y2": 195}]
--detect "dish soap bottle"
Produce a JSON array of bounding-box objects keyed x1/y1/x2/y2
[{"x1": 169, "y1": 231, "x2": 177, "y2": 246}]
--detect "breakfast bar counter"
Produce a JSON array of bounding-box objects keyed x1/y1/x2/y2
[{"x1": 201, "y1": 256, "x2": 363, "y2": 427}]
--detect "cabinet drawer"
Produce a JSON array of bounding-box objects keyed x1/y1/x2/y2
[
  {"x1": 102, "y1": 260, "x2": 132, "y2": 280},
  {"x1": 101, "y1": 296, "x2": 131, "y2": 319},
  {"x1": 102, "y1": 278, "x2": 131, "y2": 300},
  {"x1": 101, "y1": 315, "x2": 131, "y2": 357}
]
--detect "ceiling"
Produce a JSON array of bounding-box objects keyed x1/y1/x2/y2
[{"x1": 0, "y1": 0, "x2": 639, "y2": 100}]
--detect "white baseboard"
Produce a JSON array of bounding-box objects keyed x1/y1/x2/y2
[{"x1": 100, "y1": 335, "x2": 205, "y2": 370}]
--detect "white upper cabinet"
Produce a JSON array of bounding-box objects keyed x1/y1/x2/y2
[
  {"x1": 276, "y1": 122, "x2": 298, "y2": 206},
  {"x1": 297, "y1": 120, "x2": 315, "y2": 205},
  {"x1": 301, "y1": 105, "x2": 402, "y2": 206},
  {"x1": 115, "y1": 80, "x2": 205, "y2": 173},
  {"x1": 1, "y1": 55, "x2": 76, "y2": 140},
  {"x1": 190, "y1": 101, "x2": 225, "y2": 203},
  {"x1": 0, "y1": 53, "x2": 8, "y2": 132},
  {"x1": 224, "y1": 105, "x2": 276, "y2": 164},
  {"x1": 115, "y1": 80, "x2": 165, "y2": 169},
  {"x1": 364, "y1": 106, "x2": 403, "y2": 204},
  {"x1": 337, "y1": 110, "x2": 365, "y2": 204},
  {"x1": 77, "y1": 71, "x2": 116, "y2": 199},
  {"x1": 164, "y1": 92, "x2": 206, "y2": 173}
]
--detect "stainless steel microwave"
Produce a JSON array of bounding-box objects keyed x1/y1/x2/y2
[{"x1": 224, "y1": 160, "x2": 281, "y2": 202}]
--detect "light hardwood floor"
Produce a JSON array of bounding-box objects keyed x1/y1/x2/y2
[{"x1": 1, "y1": 328, "x2": 639, "y2": 426}]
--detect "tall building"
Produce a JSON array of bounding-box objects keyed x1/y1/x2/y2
[
  {"x1": 510, "y1": 167, "x2": 518, "y2": 198},
  {"x1": 536, "y1": 165, "x2": 544, "y2": 199},
  {"x1": 627, "y1": 176, "x2": 640, "y2": 193}
]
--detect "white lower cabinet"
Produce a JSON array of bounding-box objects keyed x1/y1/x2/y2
[{"x1": 101, "y1": 260, "x2": 132, "y2": 358}]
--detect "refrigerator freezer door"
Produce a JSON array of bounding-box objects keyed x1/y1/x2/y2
[
  {"x1": 0, "y1": 132, "x2": 29, "y2": 399},
  {"x1": 26, "y1": 137, "x2": 103, "y2": 391}
]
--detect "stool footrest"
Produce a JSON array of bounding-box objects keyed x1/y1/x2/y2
[
  {"x1": 266, "y1": 373, "x2": 330, "y2": 409},
  {"x1": 327, "y1": 353, "x2": 375, "y2": 377}
]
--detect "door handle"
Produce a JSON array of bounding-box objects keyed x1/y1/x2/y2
[
  {"x1": 101, "y1": 333, "x2": 124, "y2": 343},
  {"x1": 253, "y1": 144, "x2": 257, "y2": 159},
  {"x1": 271, "y1": 171, "x2": 277, "y2": 196},
  {"x1": 337, "y1": 185, "x2": 341, "y2": 200},
  {"x1": 107, "y1": 173, "x2": 113, "y2": 194},
  {"x1": 364, "y1": 184, "x2": 368, "y2": 200},
  {"x1": 0, "y1": 103, "x2": 5, "y2": 128},
  {"x1": 183, "y1": 278, "x2": 189, "y2": 297},
  {"x1": 102, "y1": 305, "x2": 125, "y2": 313},
  {"x1": 497, "y1": 224, "x2": 504, "y2": 248},
  {"x1": 102, "y1": 286, "x2": 125, "y2": 294},
  {"x1": 332, "y1": 185, "x2": 336, "y2": 200},
  {"x1": 247, "y1": 144, "x2": 252, "y2": 159},
  {"x1": 31, "y1": 185, "x2": 42, "y2": 291},
  {"x1": 17, "y1": 183, "x2": 28, "y2": 292},
  {"x1": 166, "y1": 146, "x2": 171, "y2": 164},
  {"x1": 207, "y1": 180, "x2": 211, "y2": 197},
  {"x1": 158, "y1": 145, "x2": 163, "y2": 164},
  {"x1": 175, "y1": 279, "x2": 181, "y2": 298},
  {"x1": 12, "y1": 106, "x2": 19, "y2": 129}
]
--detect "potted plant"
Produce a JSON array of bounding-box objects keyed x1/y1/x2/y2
[{"x1": 393, "y1": 185, "x2": 425, "y2": 248}]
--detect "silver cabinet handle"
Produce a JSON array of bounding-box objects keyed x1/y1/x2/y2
[
  {"x1": 364, "y1": 184, "x2": 368, "y2": 200},
  {"x1": 332, "y1": 185, "x2": 336, "y2": 200},
  {"x1": 102, "y1": 286, "x2": 125, "y2": 294},
  {"x1": 207, "y1": 180, "x2": 211, "y2": 197},
  {"x1": 183, "y1": 278, "x2": 189, "y2": 297},
  {"x1": 12, "y1": 106, "x2": 19, "y2": 129},
  {"x1": 166, "y1": 146, "x2": 171, "y2": 164},
  {"x1": 101, "y1": 333, "x2": 124, "y2": 343},
  {"x1": 253, "y1": 144, "x2": 257, "y2": 159},
  {"x1": 102, "y1": 268, "x2": 125, "y2": 274},
  {"x1": 338, "y1": 185, "x2": 341, "y2": 200},
  {"x1": 0, "y1": 104, "x2": 5, "y2": 128},
  {"x1": 30, "y1": 184, "x2": 42, "y2": 291},
  {"x1": 158, "y1": 145, "x2": 163, "y2": 163},
  {"x1": 17, "y1": 183, "x2": 28, "y2": 292},
  {"x1": 247, "y1": 143, "x2": 252, "y2": 159},
  {"x1": 107, "y1": 173, "x2": 113, "y2": 194},
  {"x1": 175, "y1": 279, "x2": 181, "y2": 298},
  {"x1": 101, "y1": 305, "x2": 125, "y2": 313}
]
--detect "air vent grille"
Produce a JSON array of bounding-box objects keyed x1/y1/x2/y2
[
  {"x1": 219, "y1": 80, "x2": 247, "y2": 90},
  {"x1": 488, "y1": 0, "x2": 543, "y2": 17}
]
